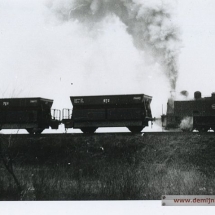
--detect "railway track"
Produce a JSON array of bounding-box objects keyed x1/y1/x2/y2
[{"x1": 1, "y1": 131, "x2": 214, "y2": 138}]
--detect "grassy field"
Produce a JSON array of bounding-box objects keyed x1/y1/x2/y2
[{"x1": 0, "y1": 133, "x2": 215, "y2": 200}]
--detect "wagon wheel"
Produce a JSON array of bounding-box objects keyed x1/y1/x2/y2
[
  {"x1": 81, "y1": 127, "x2": 97, "y2": 133},
  {"x1": 198, "y1": 127, "x2": 209, "y2": 132},
  {"x1": 35, "y1": 129, "x2": 44, "y2": 134},
  {"x1": 26, "y1": 128, "x2": 34, "y2": 134},
  {"x1": 26, "y1": 128, "x2": 44, "y2": 134},
  {"x1": 181, "y1": 128, "x2": 193, "y2": 132},
  {"x1": 127, "y1": 126, "x2": 144, "y2": 133}
]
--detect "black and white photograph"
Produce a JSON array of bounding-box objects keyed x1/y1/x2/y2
[{"x1": 1, "y1": 0, "x2": 215, "y2": 213}]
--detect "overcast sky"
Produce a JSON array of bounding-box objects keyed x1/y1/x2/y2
[{"x1": 1, "y1": 0, "x2": 215, "y2": 119}]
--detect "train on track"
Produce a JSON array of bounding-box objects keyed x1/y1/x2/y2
[
  {"x1": 162, "y1": 91, "x2": 215, "y2": 132},
  {"x1": 0, "y1": 91, "x2": 214, "y2": 134},
  {"x1": 0, "y1": 94, "x2": 153, "y2": 134}
]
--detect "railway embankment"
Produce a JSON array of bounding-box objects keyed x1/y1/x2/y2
[{"x1": 0, "y1": 132, "x2": 215, "y2": 200}]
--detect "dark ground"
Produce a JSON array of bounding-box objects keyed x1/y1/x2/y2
[{"x1": 0, "y1": 132, "x2": 215, "y2": 200}]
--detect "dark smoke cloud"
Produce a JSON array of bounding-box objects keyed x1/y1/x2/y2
[
  {"x1": 50, "y1": 0, "x2": 180, "y2": 90},
  {"x1": 180, "y1": 90, "x2": 189, "y2": 97}
]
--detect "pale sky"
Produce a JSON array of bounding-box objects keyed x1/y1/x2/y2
[{"x1": 1, "y1": 0, "x2": 215, "y2": 132}]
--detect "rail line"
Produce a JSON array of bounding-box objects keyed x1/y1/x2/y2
[{"x1": 1, "y1": 131, "x2": 214, "y2": 138}]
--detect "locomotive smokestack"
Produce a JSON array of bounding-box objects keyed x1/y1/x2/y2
[{"x1": 194, "y1": 91, "x2": 201, "y2": 99}]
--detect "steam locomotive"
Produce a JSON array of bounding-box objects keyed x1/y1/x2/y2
[
  {"x1": 162, "y1": 91, "x2": 215, "y2": 132},
  {"x1": 0, "y1": 94, "x2": 153, "y2": 134}
]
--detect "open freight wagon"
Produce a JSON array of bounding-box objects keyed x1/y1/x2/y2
[
  {"x1": 62, "y1": 94, "x2": 153, "y2": 133},
  {"x1": 0, "y1": 97, "x2": 61, "y2": 134}
]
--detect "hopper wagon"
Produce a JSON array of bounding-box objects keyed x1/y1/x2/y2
[
  {"x1": 0, "y1": 97, "x2": 61, "y2": 134},
  {"x1": 62, "y1": 94, "x2": 153, "y2": 133}
]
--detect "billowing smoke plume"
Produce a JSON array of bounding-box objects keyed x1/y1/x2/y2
[
  {"x1": 50, "y1": 0, "x2": 180, "y2": 90},
  {"x1": 180, "y1": 117, "x2": 193, "y2": 131}
]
